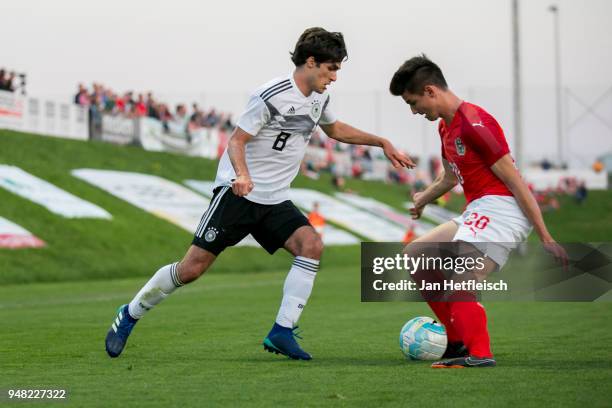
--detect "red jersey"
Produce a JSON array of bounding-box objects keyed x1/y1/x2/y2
[{"x1": 438, "y1": 102, "x2": 513, "y2": 204}]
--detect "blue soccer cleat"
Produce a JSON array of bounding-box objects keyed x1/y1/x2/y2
[
  {"x1": 105, "y1": 304, "x2": 138, "y2": 358},
  {"x1": 263, "y1": 323, "x2": 312, "y2": 360}
]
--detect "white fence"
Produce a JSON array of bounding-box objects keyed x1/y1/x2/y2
[{"x1": 0, "y1": 90, "x2": 88, "y2": 140}]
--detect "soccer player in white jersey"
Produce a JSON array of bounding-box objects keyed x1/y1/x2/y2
[{"x1": 105, "y1": 27, "x2": 414, "y2": 360}]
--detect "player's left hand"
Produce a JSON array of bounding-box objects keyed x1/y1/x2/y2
[
  {"x1": 542, "y1": 240, "x2": 569, "y2": 270},
  {"x1": 410, "y1": 191, "x2": 428, "y2": 219},
  {"x1": 382, "y1": 141, "x2": 416, "y2": 169}
]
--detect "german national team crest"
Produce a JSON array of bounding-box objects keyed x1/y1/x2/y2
[
  {"x1": 455, "y1": 137, "x2": 466, "y2": 156},
  {"x1": 311, "y1": 101, "x2": 321, "y2": 119},
  {"x1": 204, "y1": 227, "x2": 219, "y2": 242}
]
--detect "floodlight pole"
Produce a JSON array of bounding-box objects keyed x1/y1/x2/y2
[
  {"x1": 549, "y1": 4, "x2": 563, "y2": 166},
  {"x1": 512, "y1": 0, "x2": 523, "y2": 171}
]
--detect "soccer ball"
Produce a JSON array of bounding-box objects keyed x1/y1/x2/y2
[{"x1": 399, "y1": 316, "x2": 447, "y2": 360}]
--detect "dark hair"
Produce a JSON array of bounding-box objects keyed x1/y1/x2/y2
[
  {"x1": 389, "y1": 54, "x2": 447, "y2": 96},
  {"x1": 290, "y1": 27, "x2": 347, "y2": 66}
]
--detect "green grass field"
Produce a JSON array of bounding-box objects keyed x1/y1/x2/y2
[
  {"x1": 1, "y1": 129, "x2": 611, "y2": 407},
  {"x1": 2, "y1": 267, "x2": 611, "y2": 407}
]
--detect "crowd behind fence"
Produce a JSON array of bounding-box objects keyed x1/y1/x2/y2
[
  {"x1": 74, "y1": 83, "x2": 235, "y2": 141},
  {"x1": 0, "y1": 71, "x2": 607, "y2": 215},
  {"x1": 0, "y1": 67, "x2": 26, "y2": 95}
]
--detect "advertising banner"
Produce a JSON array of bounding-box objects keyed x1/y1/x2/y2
[
  {"x1": 72, "y1": 169, "x2": 257, "y2": 247},
  {"x1": 0, "y1": 165, "x2": 111, "y2": 219},
  {"x1": 0, "y1": 216, "x2": 46, "y2": 249},
  {"x1": 289, "y1": 188, "x2": 406, "y2": 241},
  {"x1": 138, "y1": 117, "x2": 220, "y2": 159},
  {"x1": 98, "y1": 114, "x2": 137, "y2": 145},
  {"x1": 335, "y1": 192, "x2": 435, "y2": 237},
  {"x1": 72, "y1": 169, "x2": 208, "y2": 233},
  {"x1": 0, "y1": 90, "x2": 24, "y2": 129},
  {"x1": 1, "y1": 92, "x2": 88, "y2": 140}
]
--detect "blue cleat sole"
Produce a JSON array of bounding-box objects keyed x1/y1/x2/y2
[{"x1": 263, "y1": 337, "x2": 311, "y2": 360}]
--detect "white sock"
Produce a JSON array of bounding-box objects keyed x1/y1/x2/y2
[
  {"x1": 128, "y1": 262, "x2": 183, "y2": 319},
  {"x1": 275, "y1": 256, "x2": 319, "y2": 328}
]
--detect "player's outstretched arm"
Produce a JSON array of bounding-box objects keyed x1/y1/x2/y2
[
  {"x1": 410, "y1": 159, "x2": 458, "y2": 219},
  {"x1": 319, "y1": 121, "x2": 415, "y2": 168},
  {"x1": 491, "y1": 154, "x2": 568, "y2": 266},
  {"x1": 227, "y1": 127, "x2": 255, "y2": 197}
]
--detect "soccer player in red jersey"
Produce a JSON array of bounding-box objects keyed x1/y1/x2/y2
[{"x1": 390, "y1": 55, "x2": 568, "y2": 368}]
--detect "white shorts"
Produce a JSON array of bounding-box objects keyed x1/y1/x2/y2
[{"x1": 452, "y1": 195, "x2": 532, "y2": 268}]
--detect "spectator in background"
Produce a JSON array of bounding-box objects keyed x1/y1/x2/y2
[
  {"x1": 187, "y1": 110, "x2": 203, "y2": 143},
  {"x1": 158, "y1": 104, "x2": 173, "y2": 132},
  {"x1": 119, "y1": 91, "x2": 134, "y2": 115},
  {"x1": 191, "y1": 103, "x2": 202, "y2": 122},
  {"x1": 72, "y1": 82, "x2": 238, "y2": 137},
  {"x1": 89, "y1": 93, "x2": 103, "y2": 137},
  {"x1": 135, "y1": 94, "x2": 147, "y2": 117},
  {"x1": 360, "y1": 147, "x2": 373, "y2": 174},
  {"x1": 0, "y1": 71, "x2": 16, "y2": 92},
  {"x1": 74, "y1": 83, "x2": 89, "y2": 106},
  {"x1": 575, "y1": 181, "x2": 587, "y2": 204},
  {"x1": 221, "y1": 113, "x2": 234, "y2": 132},
  {"x1": 558, "y1": 176, "x2": 577, "y2": 195},
  {"x1": 351, "y1": 161, "x2": 363, "y2": 178},
  {"x1": 429, "y1": 156, "x2": 441, "y2": 182},
  {"x1": 92, "y1": 83, "x2": 109, "y2": 110},
  {"x1": 411, "y1": 169, "x2": 427, "y2": 192},
  {"x1": 146, "y1": 92, "x2": 158, "y2": 119},
  {"x1": 300, "y1": 154, "x2": 323, "y2": 180},
  {"x1": 115, "y1": 93, "x2": 126, "y2": 113},
  {"x1": 402, "y1": 224, "x2": 416, "y2": 244},
  {"x1": 537, "y1": 189, "x2": 560, "y2": 212},
  {"x1": 204, "y1": 108, "x2": 220, "y2": 128},
  {"x1": 332, "y1": 173, "x2": 344, "y2": 190},
  {"x1": 307, "y1": 202, "x2": 325, "y2": 237},
  {"x1": 104, "y1": 90, "x2": 116, "y2": 112},
  {"x1": 175, "y1": 104, "x2": 189, "y2": 129}
]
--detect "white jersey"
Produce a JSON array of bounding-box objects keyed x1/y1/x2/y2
[{"x1": 214, "y1": 73, "x2": 336, "y2": 205}]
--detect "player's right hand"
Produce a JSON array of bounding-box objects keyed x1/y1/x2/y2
[
  {"x1": 231, "y1": 175, "x2": 254, "y2": 197},
  {"x1": 381, "y1": 140, "x2": 416, "y2": 169},
  {"x1": 542, "y1": 240, "x2": 569, "y2": 271},
  {"x1": 410, "y1": 192, "x2": 426, "y2": 219}
]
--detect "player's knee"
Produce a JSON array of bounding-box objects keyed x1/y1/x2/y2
[{"x1": 299, "y1": 235, "x2": 324, "y2": 259}]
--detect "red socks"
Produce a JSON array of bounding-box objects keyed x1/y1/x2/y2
[
  {"x1": 415, "y1": 267, "x2": 493, "y2": 357},
  {"x1": 448, "y1": 297, "x2": 493, "y2": 358},
  {"x1": 427, "y1": 301, "x2": 462, "y2": 343}
]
